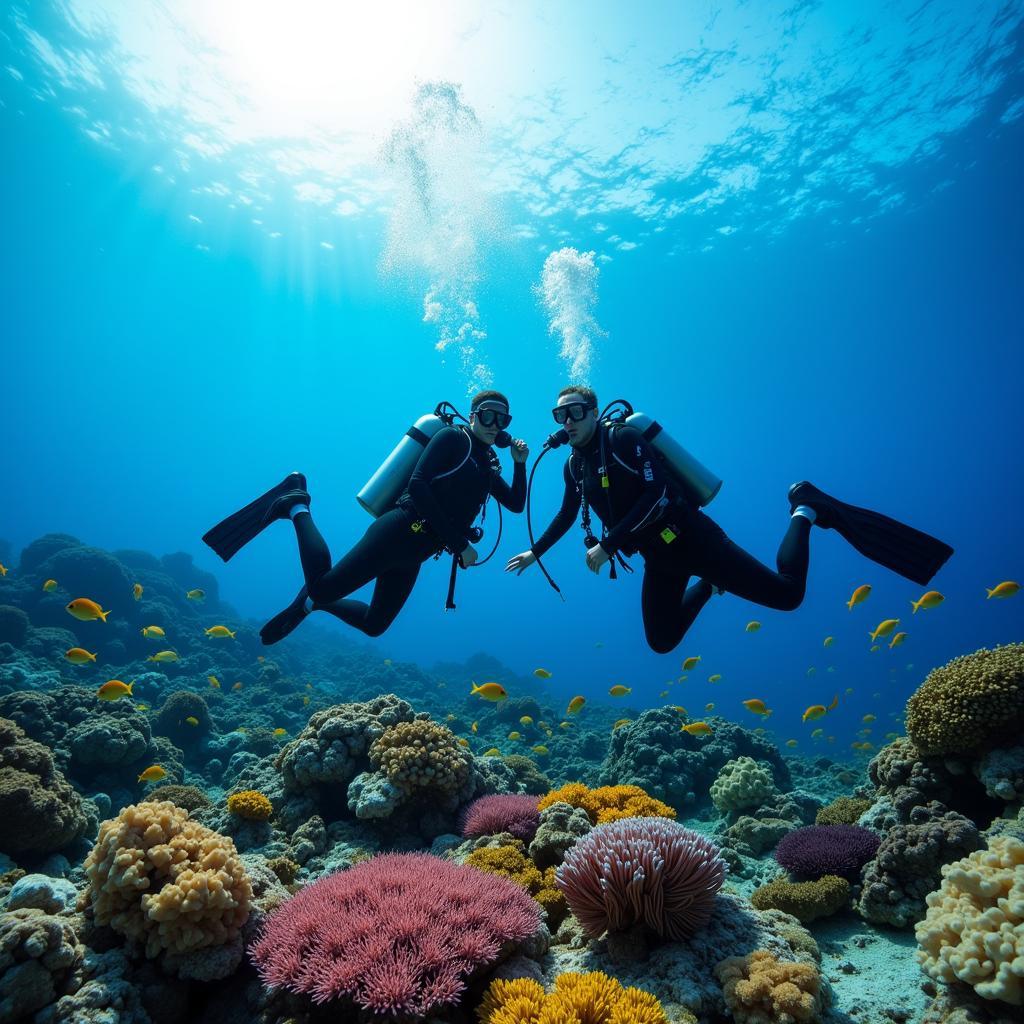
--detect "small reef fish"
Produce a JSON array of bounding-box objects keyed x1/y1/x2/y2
[
  {"x1": 559, "y1": 722, "x2": 572, "y2": 729},
  {"x1": 567, "y1": 696, "x2": 586, "y2": 714},
  {"x1": 863, "y1": 714, "x2": 876, "y2": 723},
  {"x1": 741, "y1": 699, "x2": 771, "y2": 716},
  {"x1": 889, "y1": 632, "x2": 908, "y2": 649},
  {"x1": 185, "y1": 716, "x2": 199, "y2": 726},
  {"x1": 457, "y1": 738, "x2": 469, "y2": 748},
  {"x1": 612, "y1": 719, "x2": 632, "y2": 731},
  {"x1": 533, "y1": 668, "x2": 552, "y2": 679},
  {"x1": 670, "y1": 706, "x2": 687, "y2": 714},
  {"x1": 471, "y1": 682, "x2": 508, "y2": 702},
  {"x1": 827, "y1": 694, "x2": 839, "y2": 711},
  {"x1": 508, "y1": 731, "x2": 522, "y2": 740},
  {"x1": 482, "y1": 747, "x2": 501, "y2": 756},
  {"x1": 845, "y1": 687, "x2": 855, "y2": 695},
  {"x1": 303, "y1": 696, "x2": 310, "y2": 706},
  {"x1": 471, "y1": 722, "x2": 478, "y2": 733},
  {"x1": 986, "y1": 581, "x2": 1020, "y2": 599},
  {"x1": 708, "y1": 674, "x2": 722, "y2": 683},
  {"x1": 208, "y1": 675, "x2": 221, "y2": 689},
  {"x1": 745, "y1": 621, "x2": 761, "y2": 632},
  {"x1": 786, "y1": 739, "x2": 798, "y2": 748},
  {"x1": 532, "y1": 745, "x2": 549, "y2": 755},
  {"x1": 232, "y1": 682, "x2": 243, "y2": 691},
  {"x1": 43, "y1": 579, "x2": 58, "y2": 592},
  {"x1": 64, "y1": 647, "x2": 97, "y2": 665},
  {"x1": 609, "y1": 685, "x2": 631, "y2": 697},
  {"x1": 682, "y1": 656, "x2": 701, "y2": 671},
  {"x1": 682, "y1": 722, "x2": 712, "y2": 736},
  {"x1": 519, "y1": 716, "x2": 533, "y2": 725},
  {"x1": 802, "y1": 705, "x2": 827, "y2": 722},
  {"x1": 823, "y1": 636, "x2": 834, "y2": 647},
  {"x1": 807, "y1": 667, "x2": 817, "y2": 676},
  {"x1": 147, "y1": 651, "x2": 179, "y2": 663},
  {"x1": 383, "y1": 658, "x2": 392, "y2": 666},
  {"x1": 659, "y1": 690, "x2": 669, "y2": 698},
  {"x1": 869, "y1": 618, "x2": 900, "y2": 641},
  {"x1": 445, "y1": 713, "x2": 456, "y2": 721},
  {"x1": 826, "y1": 666, "x2": 836, "y2": 673},
  {"x1": 704, "y1": 702, "x2": 715, "y2": 712},
  {"x1": 0, "y1": 564, "x2": 7, "y2": 576},
  {"x1": 811, "y1": 728, "x2": 824, "y2": 738},
  {"x1": 205, "y1": 625, "x2": 236, "y2": 639},
  {"x1": 847, "y1": 585, "x2": 872, "y2": 610},
  {"x1": 678, "y1": 675, "x2": 688, "y2": 683},
  {"x1": 870, "y1": 645, "x2": 881, "y2": 652},
  {"x1": 137, "y1": 765, "x2": 166, "y2": 783},
  {"x1": 185, "y1": 589, "x2": 205, "y2": 601},
  {"x1": 136, "y1": 703, "x2": 148, "y2": 711},
  {"x1": 141, "y1": 626, "x2": 165, "y2": 639},
  {"x1": 273, "y1": 728, "x2": 287, "y2": 736},
  {"x1": 133, "y1": 583, "x2": 143, "y2": 601},
  {"x1": 66, "y1": 598, "x2": 110, "y2": 622},
  {"x1": 97, "y1": 680, "x2": 133, "y2": 701},
  {"x1": 911, "y1": 590, "x2": 944, "y2": 613}
]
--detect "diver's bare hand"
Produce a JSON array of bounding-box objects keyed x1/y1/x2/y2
[
  {"x1": 505, "y1": 550, "x2": 536, "y2": 575},
  {"x1": 586, "y1": 543, "x2": 610, "y2": 574},
  {"x1": 460, "y1": 544, "x2": 479, "y2": 568},
  {"x1": 510, "y1": 439, "x2": 530, "y2": 463}
]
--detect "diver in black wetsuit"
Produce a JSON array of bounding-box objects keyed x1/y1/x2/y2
[
  {"x1": 505, "y1": 386, "x2": 811, "y2": 654},
  {"x1": 256, "y1": 391, "x2": 529, "y2": 644}
]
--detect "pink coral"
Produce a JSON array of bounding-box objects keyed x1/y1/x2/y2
[
  {"x1": 458, "y1": 794, "x2": 541, "y2": 842},
  {"x1": 555, "y1": 816, "x2": 727, "y2": 940},
  {"x1": 249, "y1": 852, "x2": 541, "y2": 1017}
]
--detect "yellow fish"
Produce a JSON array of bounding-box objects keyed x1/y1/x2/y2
[
  {"x1": 845, "y1": 687, "x2": 854, "y2": 695},
  {"x1": 133, "y1": 583, "x2": 143, "y2": 601},
  {"x1": 869, "y1": 618, "x2": 900, "y2": 641},
  {"x1": 232, "y1": 682, "x2": 243, "y2": 691},
  {"x1": 471, "y1": 721, "x2": 478, "y2": 733},
  {"x1": 147, "y1": 651, "x2": 179, "y2": 663},
  {"x1": 682, "y1": 722, "x2": 712, "y2": 736},
  {"x1": 482, "y1": 747, "x2": 501, "y2": 756},
  {"x1": 986, "y1": 581, "x2": 1020, "y2": 599},
  {"x1": 273, "y1": 728, "x2": 287, "y2": 736},
  {"x1": 137, "y1": 765, "x2": 166, "y2": 783},
  {"x1": 205, "y1": 625, "x2": 236, "y2": 639},
  {"x1": 823, "y1": 636, "x2": 834, "y2": 647},
  {"x1": 827, "y1": 693, "x2": 839, "y2": 711},
  {"x1": 670, "y1": 706, "x2": 688, "y2": 714},
  {"x1": 66, "y1": 598, "x2": 110, "y2": 622},
  {"x1": 0, "y1": 563, "x2": 6, "y2": 576},
  {"x1": 678, "y1": 675, "x2": 688, "y2": 683},
  {"x1": 889, "y1": 632, "x2": 907, "y2": 649},
  {"x1": 185, "y1": 716, "x2": 199, "y2": 726},
  {"x1": 471, "y1": 682, "x2": 508, "y2": 702},
  {"x1": 659, "y1": 690, "x2": 669, "y2": 698},
  {"x1": 786, "y1": 739, "x2": 798, "y2": 748},
  {"x1": 708, "y1": 674, "x2": 722, "y2": 683},
  {"x1": 802, "y1": 705, "x2": 826, "y2": 722},
  {"x1": 911, "y1": 590, "x2": 943, "y2": 613},
  {"x1": 807, "y1": 667, "x2": 817, "y2": 676},
  {"x1": 863, "y1": 714, "x2": 876, "y2": 723},
  {"x1": 532, "y1": 745, "x2": 549, "y2": 756},
  {"x1": 64, "y1": 647, "x2": 97, "y2": 665},
  {"x1": 745, "y1": 621, "x2": 761, "y2": 632},
  {"x1": 508, "y1": 731, "x2": 522, "y2": 740},
  {"x1": 185, "y1": 589, "x2": 205, "y2": 601},
  {"x1": 533, "y1": 668, "x2": 552, "y2": 679},
  {"x1": 559, "y1": 722, "x2": 572, "y2": 729},
  {"x1": 704, "y1": 702, "x2": 715, "y2": 712},
  {"x1": 457, "y1": 738, "x2": 469, "y2": 748},
  {"x1": 682, "y1": 656, "x2": 701, "y2": 671},
  {"x1": 303, "y1": 696, "x2": 310, "y2": 706},
  {"x1": 141, "y1": 626, "x2": 165, "y2": 639},
  {"x1": 383, "y1": 658, "x2": 392, "y2": 666},
  {"x1": 136, "y1": 703, "x2": 149, "y2": 711},
  {"x1": 208, "y1": 675, "x2": 221, "y2": 689},
  {"x1": 567, "y1": 696, "x2": 586, "y2": 714},
  {"x1": 43, "y1": 579, "x2": 58, "y2": 592},
  {"x1": 520, "y1": 716, "x2": 533, "y2": 725},
  {"x1": 811, "y1": 728, "x2": 824, "y2": 738},
  {"x1": 847, "y1": 585, "x2": 872, "y2": 610},
  {"x1": 97, "y1": 679, "x2": 133, "y2": 701},
  {"x1": 870, "y1": 645, "x2": 881, "y2": 652},
  {"x1": 609, "y1": 685, "x2": 631, "y2": 697},
  {"x1": 612, "y1": 719, "x2": 632, "y2": 730},
  {"x1": 741, "y1": 699, "x2": 771, "y2": 716}
]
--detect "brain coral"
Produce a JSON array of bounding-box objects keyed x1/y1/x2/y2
[
  {"x1": 0, "y1": 717, "x2": 88, "y2": 857},
  {"x1": 905, "y1": 642, "x2": 1024, "y2": 756},
  {"x1": 715, "y1": 949, "x2": 829, "y2": 1024},
  {"x1": 458, "y1": 794, "x2": 541, "y2": 842},
  {"x1": 750, "y1": 875, "x2": 851, "y2": 923},
  {"x1": 555, "y1": 816, "x2": 727, "y2": 940},
  {"x1": 82, "y1": 801, "x2": 252, "y2": 962},
  {"x1": 775, "y1": 825, "x2": 880, "y2": 882},
  {"x1": 915, "y1": 835, "x2": 1024, "y2": 1005},
  {"x1": 710, "y1": 756, "x2": 778, "y2": 813},
  {"x1": 248, "y1": 852, "x2": 541, "y2": 1018},
  {"x1": 369, "y1": 719, "x2": 470, "y2": 794}
]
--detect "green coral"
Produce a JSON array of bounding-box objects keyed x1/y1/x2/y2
[
  {"x1": 710, "y1": 756, "x2": 777, "y2": 813},
  {"x1": 816, "y1": 796, "x2": 872, "y2": 826},
  {"x1": 750, "y1": 875, "x2": 851, "y2": 923}
]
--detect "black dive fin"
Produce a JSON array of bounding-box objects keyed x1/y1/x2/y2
[
  {"x1": 260, "y1": 586, "x2": 309, "y2": 646},
  {"x1": 202, "y1": 472, "x2": 308, "y2": 562},
  {"x1": 789, "y1": 481, "x2": 953, "y2": 586}
]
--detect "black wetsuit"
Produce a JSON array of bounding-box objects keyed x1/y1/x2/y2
[
  {"x1": 532, "y1": 423, "x2": 810, "y2": 653},
  {"x1": 291, "y1": 426, "x2": 525, "y2": 636}
]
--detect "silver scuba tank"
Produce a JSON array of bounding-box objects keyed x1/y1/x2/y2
[
  {"x1": 623, "y1": 412, "x2": 722, "y2": 508},
  {"x1": 356, "y1": 413, "x2": 449, "y2": 517}
]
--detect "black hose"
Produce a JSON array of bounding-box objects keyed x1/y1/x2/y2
[{"x1": 526, "y1": 446, "x2": 565, "y2": 600}]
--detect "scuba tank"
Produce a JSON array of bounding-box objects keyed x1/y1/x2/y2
[
  {"x1": 356, "y1": 402, "x2": 459, "y2": 517},
  {"x1": 622, "y1": 411, "x2": 722, "y2": 508}
]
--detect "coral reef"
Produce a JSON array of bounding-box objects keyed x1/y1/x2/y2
[
  {"x1": 715, "y1": 949, "x2": 829, "y2": 1023},
  {"x1": 368, "y1": 719, "x2": 471, "y2": 793},
  {"x1": 815, "y1": 796, "x2": 873, "y2": 826},
  {"x1": 459, "y1": 794, "x2": 542, "y2": 842},
  {"x1": 975, "y1": 743, "x2": 1024, "y2": 802},
  {"x1": 528, "y1": 802, "x2": 593, "y2": 870},
  {"x1": 0, "y1": 908, "x2": 81, "y2": 1024},
  {"x1": 774, "y1": 824, "x2": 880, "y2": 881},
  {"x1": 145, "y1": 784, "x2": 211, "y2": 811},
  {"x1": 465, "y1": 844, "x2": 568, "y2": 927},
  {"x1": 711, "y1": 756, "x2": 779, "y2": 814},
  {"x1": 226, "y1": 789, "x2": 273, "y2": 821},
  {"x1": 750, "y1": 875, "x2": 851, "y2": 923},
  {"x1": 538, "y1": 782, "x2": 676, "y2": 825},
  {"x1": 498, "y1": 754, "x2": 551, "y2": 796}
]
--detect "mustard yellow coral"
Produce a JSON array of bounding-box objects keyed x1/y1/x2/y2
[
  {"x1": 905, "y1": 642, "x2": 1024, "y2": 756},
  {"x1": 715, "y1": 949, "x2": 827, "y2": 1024},
  {"x1": 537, "y1": 783, "x2": 675, "y2": 824},
  {"x1": 369, "y1": 719, "x2": 470, "y2": 793},
  {"x1": 226, "y1": 789, "x2": 273, "y2": 821},
  {"x1": 465, "y1": 845, "x2": 567, "y2": 926},
  {"x1": 477, "y1": 971, "x2": 670, "y2": 1024},
  {"x1": 751, "y1": 875, "x2": 850, "y2": 923}
]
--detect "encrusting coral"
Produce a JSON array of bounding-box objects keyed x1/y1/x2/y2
[
  {"x1": 81, "y1": 801, "x2": 252, "y2": 964},
  {"x1": 538, "y1": 782, "x2": 676, "y2": 825},
  {"x1": 715, "y1": 949, "x2": 829, "y2": 1023},
  {"x1": 750, "y1": 875, "x2": 850, "y2": 924},
  {"x1": 226, "y1": 789, "x2": 273, "y2": 821},
  {"x1": 369, "y1": 719, "x2": 471, "y2": 793},
  {"x1": 815, "y1": 796, "x2": 872, "y2": 826}
]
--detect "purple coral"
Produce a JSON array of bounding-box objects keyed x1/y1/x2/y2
[
  {"x1": 458, "y1": 794, "x2": 541, "y2": 842},
  {"x1": 249, "y1": 852, "x2": 541, "y2": 1017},
  {"x1": 775, "y1": 824, "x2": 880, "y2": 881},
  {"x1": 555, "y1": 816, "x2": 727, "y2": 940}
]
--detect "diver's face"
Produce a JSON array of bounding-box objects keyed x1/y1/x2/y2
[
  {"x1": 557, "y1": 392, "x2": 598, "y2": 447},
  {"x1": 469, "y1": 401, "x2": 509, "y2": 446}
]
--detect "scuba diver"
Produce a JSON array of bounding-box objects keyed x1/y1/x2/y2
[
  {"x1": 506, "y1": 386, "x2": 952, "y2": 655},
  {"x1": 203, "y1": 391, "x2": 529, "y2": 644}
]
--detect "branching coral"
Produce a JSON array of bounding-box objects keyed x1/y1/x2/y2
[
  {"x1": 538, "y1": 782, "x2": 676, "y2": 825},
  {"x1": 715, "y1": 949, "x2": 829, "y2": 1023}
]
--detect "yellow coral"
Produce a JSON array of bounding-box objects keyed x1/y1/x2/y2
[
  {"x1": 537, "y1": 783, "x2": 676, "y2": 825},
  {"x1": 369, "y1": 720, "x2": 470, "y2": 793},
  {"x1": 226, "y1": 789, "x2": 273, "y2": 821},
  {"x1": 82, "y1": 801, "x2": 251, "y2": 960},
  {"x1": 905, "y1": 642, "x2": 1024, "y2": 756},
  {"x1": 465, "y1": 846, "x2": 567, "y2": 926},
  {"x1": 478, "y1": 971, "x2": 669, "y2": 1024},
  {"x1": 915, "y1": 835, "x2": 1024, "y2": 1005},
  {"x1": 715, "y1": 949, "x2": 826, "y2": 1024},
  {"x1": 751, "y1": 875, "x2": 850, "y2": 923}
]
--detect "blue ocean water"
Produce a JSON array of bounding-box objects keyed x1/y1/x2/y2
[{"x1": 1, "y1": 0, "x2": 1022, "y2": 757}]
